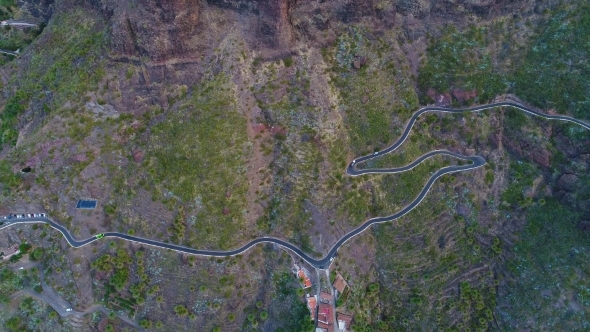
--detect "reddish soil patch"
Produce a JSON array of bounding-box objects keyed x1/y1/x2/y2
[
  {"x1": 132, "y1": 150, "x2": 145, "y2": 162},
  {"x1": 269, "y1": 125, "x2": 287, "y2": 136}
]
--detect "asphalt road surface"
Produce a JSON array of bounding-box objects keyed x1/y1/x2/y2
[{"x1": 2, "y1": 102, "x2": 589, "y2": 269}]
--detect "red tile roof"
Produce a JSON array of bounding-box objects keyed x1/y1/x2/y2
[
  {"x1": 333, "y1": 273, "x2": 348, "y2": 293},
  {"x1": 319, "y1": 291, "x2": 333, "y2": 304},
  {"x1": 317, "y1": 303, "x2": 334, "y2": 325},
  {"x1": 298, "y1": 270, "x2": 312, "y2": 288},
  {"x1": 306, "y1": 296, "x2": 317, "y2": 320},
  {"x1": 337, "y1": 313, "x2": 353, "y2": 330}
]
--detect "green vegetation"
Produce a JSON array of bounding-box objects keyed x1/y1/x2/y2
[
  {"x1": 139, "y1": 319, "x2": 152, "y2": 328},
  {"x1": 29, "y1": 247, "x2": 44, "y2": 261},
  {"x1": 174, "y1": 304, "x2": 189, "y2": 316},
  {"x1": 502, "y1": 199, "x2": 589, "y2": 329},
  {"x1": 514, "y1": 3, "x2": 590, "y2": 120},
  {"x1": 272, "y1": 271, "x2": 314, "y2": 331},
  {"x1": 500, "y1": 161, "x2": 538, "y2": 209},
  {"x1": 328, "y1": 29, "x2": 418, "y2": 154},
  {"x1": 91, "y1": 249, "x2": 133, "y2": 297},
  {"x1": 0, "y1": 10, "x2": 106, "y2": 146},
  {"x1": 0, "y1": 268, "x2": 22, "y2": 303},
  {"x1": 418, "y1": 25, "x2": 506, "y2": 103},
  {"x1": 362, "y1": 182, "x2": 500, "y2": 331},
  {"x1": 147, "y1": 74, "x2": 248, "y2": 248},
  {"x1": 0, "y1": 160, "x2": 21, "y2": 191},
  {"x1": 283, "y1": 57, "x2": 293, "y2": 67},
  {"x1": 5, "y1": 316, "x2": 21, "y2": 331},
  {"x1": 2, "y1": 293, "x2": 58, "y2": 330}
]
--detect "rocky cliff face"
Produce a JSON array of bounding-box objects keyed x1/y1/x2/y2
[
  {"x1": 100, "y1": 0, "x2": 201, "y2": 62},
  {"x1": 73, "y1": 0, "x2": 547, "y2": 64}
]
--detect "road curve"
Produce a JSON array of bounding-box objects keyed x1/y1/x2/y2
[{"x1": 2, "y1": 102, "x2": 589, "y2": 269}]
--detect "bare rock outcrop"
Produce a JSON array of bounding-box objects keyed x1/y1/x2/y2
[{"x1": 107, "y1": 0, "x2": 201, "y2": 62}]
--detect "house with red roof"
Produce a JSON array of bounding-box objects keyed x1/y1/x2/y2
[
  {"x1": 337, "y1": 313, "x2": 353, "y2": 331},
  {"x1": 317, "y1": 303, "x2": 334, "y2": 332},
  {"x1": 298, "y1": 269, "x2": 312, "y2": 288},
  {"x1": 319, "y1": 291, "x2": 333, "y2": 304},
  {"x1": 294, "y1": 264, "x2": 312, "y2": 289},
  {"x1": 306, "y1": 295, "x2": 317, "y2": 321},
  {"x1": 332, "y1": 273, "x2": 348, "y2": 295}
]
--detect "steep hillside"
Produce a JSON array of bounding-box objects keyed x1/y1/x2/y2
[{"x1": 0, "y1": 0, "x2": 587, "y2": 330}]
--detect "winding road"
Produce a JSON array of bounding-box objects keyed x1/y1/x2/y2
[{"x1": 2, "y1": 102, "x2": 589, "y2": 269}]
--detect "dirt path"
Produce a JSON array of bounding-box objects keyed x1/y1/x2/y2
[{"x1": 10, "y1": 262, "x2": 143, "y2": 331}]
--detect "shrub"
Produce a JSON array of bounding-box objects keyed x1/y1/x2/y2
[
  {"x1": 174, "y1": 304, "x2": 189, "y2": 316},
  {"x1": 139, "y1": 319, "x2": 152, "y2": 328},
  {"x1": 30, "y1": 248, "x2": 44, "y2": 261}
]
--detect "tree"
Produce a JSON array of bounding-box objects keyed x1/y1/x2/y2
[
  {"x1": 139, "y1": 319, "x2": 152, "y2": 328},
  {"x1": 18, "y1": 243, "x2": 31, "y2": 252},
  {"x1": 111, "y1": 267, "x2": 129, "y2": 290},
  {"x1": 30, "y1": 248, "x2": 44, "y2": 261},
  {"x1": 174, "y1": 304, "x2": 188, "y2": 316},
  {"x1": 5, "y1": 316, "x2": 21, "y2": 331}
]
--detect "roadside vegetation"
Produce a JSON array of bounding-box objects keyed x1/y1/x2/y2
[
  {"x1": 418, "y1": 24, "x2": 507, "y2": 103},
  {"x1": 419, "y1": 1, "x2": 590, "y2": 122},
  {"x1": 0, "y1": 1, "x2": 589, "y2": 331},
  {"x1": 326, "y1": 27, "x2": 418, "y2": 155},
  {"x1": 146, "y1": 74, "x2": 249, "y2": 249}
]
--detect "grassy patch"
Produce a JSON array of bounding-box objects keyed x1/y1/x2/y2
[
  {"x1": 418, "y1": 24, "x2": 507, "y2": 103},
  {"x1": 147, "y1": 74, "x2": 248, "y2": 249},
  {"x1": 0, "y1": 9, "x2": 107, "y2": 145},
  {"x1": 501, "y1": 199, "x2": 589, "y2": 329},
  {"x1": 500, "y1": 160, "x2": 538, "y2": 209},
  {"x1": 328, "y1": 29, "x2": 418, "y2": 154},
  {"x1": 514, "y1": 2, "x2": 590, "y2": 120},
  {"x1": 365, "y1": 185, "x2": 499, "y2": 331}
]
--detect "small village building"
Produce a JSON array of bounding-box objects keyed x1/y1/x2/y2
[
  {"x1": 298, "y1": 269, "x2": 312, "y2": 288},
  {"x1": 294, "y1": 264, "x2": 312, "y2": 289},
  {"x1": 337, "y1": 313, "x2": 353, "y2": 331},
  {"x1": 306, "y1": 295, "x2": 317, "y2": 321},
  {"x1": 333, "y1": 273, "x2": 348, "y2": 295},
  {"x1": 319, "y1": 291, "x2": 333, "y2": 304},
  {"x1": 317, "y1": 303, "x2": 335, "y2": 332}
]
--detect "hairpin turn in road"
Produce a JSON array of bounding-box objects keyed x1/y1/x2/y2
[{"x1": 2, "y1": 102, "x2": 589, "y2": 269}]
